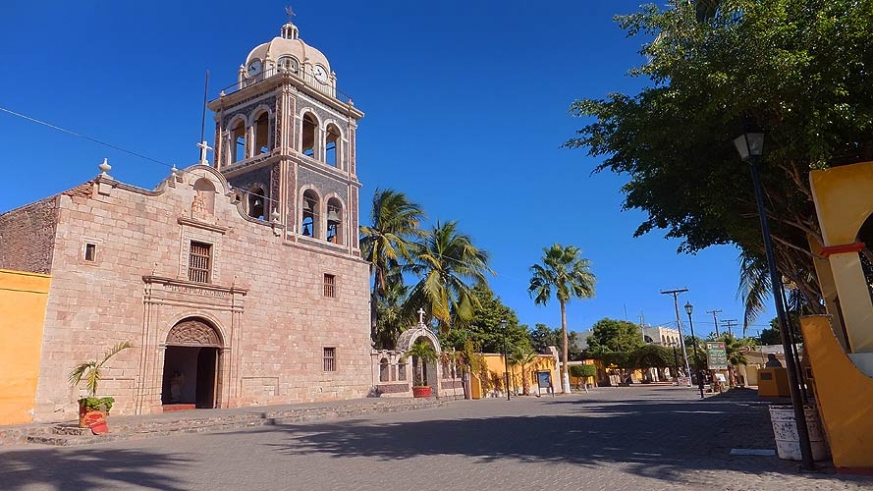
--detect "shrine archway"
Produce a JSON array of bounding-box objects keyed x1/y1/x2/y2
[
  {"x1": 396, "y1": 326, "x2": 443, "y2": 397},
  {"x1": 162, "y1": 318, "x2": 224, "y2": 410}
]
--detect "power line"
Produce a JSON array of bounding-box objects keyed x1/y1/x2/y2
[{"x1": 0, "y1": 105, "x2": 173, "y2": 168}]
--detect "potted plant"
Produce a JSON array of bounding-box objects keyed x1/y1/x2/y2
[
  {"x1": 68, "y1": 341, "x2": 132, "y2": 431},
  {"x1": 405, "y1": 340, "x2": 437, "y2": 398}
]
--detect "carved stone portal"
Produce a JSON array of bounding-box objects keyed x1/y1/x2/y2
[{"x1": 167, "y1": 319, "x2": 222, "y2": 347}]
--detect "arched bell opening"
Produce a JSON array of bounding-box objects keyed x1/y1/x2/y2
[
  {"x1": 248, "y1": 186, "x2": 266, "y2": 220},
  {"x1": 301, "y1": 190, "x2": 319, "y2": 238},
  {"x1": 326, "y1": 197, "x2": 342, "y2": 244}
]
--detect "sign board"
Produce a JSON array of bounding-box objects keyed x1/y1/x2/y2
[
  {"x1": 677, "y1": 376, "x2": 691, "y2": 387},
  {"x1": 706, "y1": 342, "x2": 728, "y2": 370},
  {"x1": 536, "y1": 371, "x2": 552, "y2": 389}
]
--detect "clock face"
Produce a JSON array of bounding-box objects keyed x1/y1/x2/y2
[
  {"x1": 313, "y1": 65, "x2": 328, "y2": 83},
  {"x1": 247, "y1": 59, "x2": 263, "y2": 77}
]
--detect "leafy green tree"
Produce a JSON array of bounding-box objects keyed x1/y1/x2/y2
[
  {"x1": 566, "y1": 0, "x2": 873, "y2": 312},
  {"x1": 759, "y1": 313, "x2": 803, "y2": 346},
  {"x1": 632, "y1": 344, "x2": 674, "y2": 370},
  {"x1": 406, "y1": 221, "x2": 494, "y2": 332},
  {"x1": 372, "y1": 271, "x2": 412, "y2": 349},
  {"x1": 587, "y1": 318, "x2": 645, "y2": 354},
  {"x1": 528, "y1": 323, "x2": 557, "y2": 353},
  {"x1": 529, "y1": 244, "x2": 596, "y2": 391},
  {"x1": 440, "y1": 283, "x2": 526, "y2": 353},
  {"x1": 360, "y1": 189, "x2": 425, "y2": 346}
]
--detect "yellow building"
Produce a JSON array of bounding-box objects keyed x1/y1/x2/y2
[
  {"x1": 800, "y1": 160, "x2": 873, "y2": 472},
  {"x1": 470, "y1": 349, "x2": 560, "y2": 398},
  {"x1": 0, "y1": 269, "x2": 51, "y2": 425}
]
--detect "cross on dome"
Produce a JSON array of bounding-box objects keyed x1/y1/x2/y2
[{"x1": 281, "y1": 6, "x2": 300, "y2": 40}]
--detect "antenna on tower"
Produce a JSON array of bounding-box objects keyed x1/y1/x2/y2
[{"x1": 199, "y1": 69, "x2": 210, "y2": 159}]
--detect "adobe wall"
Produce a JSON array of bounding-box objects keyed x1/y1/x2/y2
[{"x1": 0, "y1": 195, "x2": 63, "y2": 274}]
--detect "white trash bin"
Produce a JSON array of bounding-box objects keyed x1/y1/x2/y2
[{"x1": 769, "y1": 404, "x2": 829, "y2": 461}]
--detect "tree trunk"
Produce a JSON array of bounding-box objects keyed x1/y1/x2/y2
[{"x1": 561, "y1": 300, "x2": 569, "y2": 393}]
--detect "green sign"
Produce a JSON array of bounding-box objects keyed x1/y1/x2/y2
[{"x1": 706, "y1": 342, "x2": 728, "y2": 370}]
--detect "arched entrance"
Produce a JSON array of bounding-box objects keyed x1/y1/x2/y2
[
  {"x1": 396, "y1": 326, "x2": 443, "y2": 397},
  {"x1": 162, "y1": 318, "x2": 223, "y2": 410}
]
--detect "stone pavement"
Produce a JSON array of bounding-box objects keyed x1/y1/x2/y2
[{"x1": 1, "y1": 386, "x2": 871, "y2": 491}]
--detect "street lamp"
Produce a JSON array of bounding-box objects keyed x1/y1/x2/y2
[
  {"x1": 734, "y1": 129, "x2": 814, "y2": 470},
  {"x1": 501, "y1": 319, "x2": 510, "y2": 401},
  {"x1": 684, "y1": 302, "x2": 704, "y2": 400}
]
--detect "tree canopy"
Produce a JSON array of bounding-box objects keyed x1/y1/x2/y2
[
  {"x1": 586, "y1": 318, "x2": 645, "y2": 354},
  {"x1": 567, "y1": 0, "x2": 873, "y2": 311}
]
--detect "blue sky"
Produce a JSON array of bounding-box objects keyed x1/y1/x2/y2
[{"x1": 0, "y1": 1, "x2": 776, "y2": 337}]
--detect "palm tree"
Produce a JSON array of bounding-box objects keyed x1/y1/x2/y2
[
  {"x1": 405, "y1": 339, "x2": 438, "y2": 387},
  {"x1": 720, "y1": 333, "x2": 754, "y2": 386},
  {"x1": 68, "y1": 341, "x2": 132, "y2": 398},
  {"x1": 360, "y1": 189, "x2": 425, "y2": 344},
  {"x1": 529, "y1": 244, "x2": 596, "y2": 393},
  {"x1": 406, "y1": 220, "x2": 493, "y2": 332},
  {"x1": 509, "y1": 343, "x2": 538, "y2": 395}
]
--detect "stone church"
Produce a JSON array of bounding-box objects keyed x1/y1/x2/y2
[{"x1": 0, "y1": 17, "x2": 378, "y2": 422}]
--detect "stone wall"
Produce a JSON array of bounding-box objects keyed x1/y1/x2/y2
[
  {"x1": 33, "y1": 167, "x2": 372, "y2": 422},
  {"x1": 0, "y1": 195, "x2": 63, "y2": 273}
]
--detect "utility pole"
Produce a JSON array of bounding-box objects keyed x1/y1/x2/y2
[
  {"x1": 639, "y1": 314, "x2": 646, "y2": 343},
  {"x1": 661, "y1": 288, "x2": 690, "y2": 385},
  {"x1": 723, "y1": 319, "x2": 739, "y2": 338},
  {"x1": 707, "y1": 309, "x2": 722, "y2": 336}
]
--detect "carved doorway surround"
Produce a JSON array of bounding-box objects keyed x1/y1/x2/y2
[{"x1": 162, "y1": 318, "x2": 224, "y2": 409}]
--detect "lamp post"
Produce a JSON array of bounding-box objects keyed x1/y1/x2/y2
[
  {"x1": 684, "y1": 302, "x2": 704, "y2": 400},
  {"x1": 501, "y1": 319, "x2": 510, "y2": 401},
  {"x1": 734, "y1": 130, "x2": 814, "y2": 470}
]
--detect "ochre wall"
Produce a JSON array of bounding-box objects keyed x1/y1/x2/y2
[
  {"x1": 0, "y1": 269, "x2": 50, "y2": 425},
  {"x1": 801, "y1": 315, "x2": 873, "y2": 471},
  {"x1": 480, "y1": 353, "x2": 559, "y2": 394}
]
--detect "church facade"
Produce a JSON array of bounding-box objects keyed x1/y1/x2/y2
[{"x1": 0, "y1": 18, "x2": 375, "y2": 422}]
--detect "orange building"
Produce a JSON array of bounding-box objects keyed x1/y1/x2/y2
[{"x1": 0, "y1": 269, "x2": 51, "y2": 424}]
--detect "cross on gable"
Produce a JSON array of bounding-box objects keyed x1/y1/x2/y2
[
  {"x1": 197, "y1": 141, "x2": 213, "y2": 165},
  {"x1": 417, "y1": 308, "x2": 426, "y2": 325}
]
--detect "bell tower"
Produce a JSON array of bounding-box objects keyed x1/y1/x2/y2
[{"x1": 207, "y1": 14, "x2": 364, "y2": 252}]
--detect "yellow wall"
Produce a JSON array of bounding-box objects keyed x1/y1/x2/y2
[
  {"x1": 802, "y1": 315, "x2": 873, "y2": 471},
  {"x1": 480, "y1": 353, "x2": 559, "y2": 394},
  {"x1": 0, "y1": 269, "x2": 50, "y2": 425}
]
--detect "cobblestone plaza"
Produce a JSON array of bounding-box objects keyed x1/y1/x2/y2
[{"x1": 2, "y1": 386, "x2": 872, "y2": 490}]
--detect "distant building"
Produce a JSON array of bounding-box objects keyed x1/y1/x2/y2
[{"x1": 642, "y1": 325, "x2": 681, "y2": 346}]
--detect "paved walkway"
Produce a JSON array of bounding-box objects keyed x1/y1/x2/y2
[
  {"x1": 1, "y1": 387, "x2": 870, "y2": 490},
  {"x1": 0, "y1": 396, "x2": 452, "y2": 447}
]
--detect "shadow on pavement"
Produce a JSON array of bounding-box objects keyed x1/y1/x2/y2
[
  {"x1": 252, "y1": 389, "x2": 872, "y2": 487},
  {"x1": 0, "y1": 447, "x2": 191, "y2": 491}
]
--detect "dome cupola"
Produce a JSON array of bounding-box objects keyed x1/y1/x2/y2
[{"x1": 239, "y1": 14, "x2": 334, "y2": 92}]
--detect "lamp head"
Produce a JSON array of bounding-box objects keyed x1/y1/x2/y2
[
  {"x1": 733, "y1": 131, "x2": 764, "y2": 162},
  {"x1": 684, "y1": 301, "x2": 693, "y2": 316}
]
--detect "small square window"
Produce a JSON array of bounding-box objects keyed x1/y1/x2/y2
[
  {"x1": 323, "y1": 347, "x2": 336, "y2": 372},
  {"x1": 323, "y1": 273, "x2": 336, "y2": 298},
  {"x1": 84, "y1": 243, "x2": 96, "y2": 261}
]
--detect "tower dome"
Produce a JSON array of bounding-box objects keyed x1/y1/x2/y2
[{"x1": 239, "y1": 19, "x2": 333, "y2": 89}]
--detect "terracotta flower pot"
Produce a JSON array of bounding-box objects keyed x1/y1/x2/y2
[
  {"x1": 78, "y1": 401, "x2": 109, "y2": 434},
  {"x1": 412, "y1": 386, "x2": 432, "y2": 398}
]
